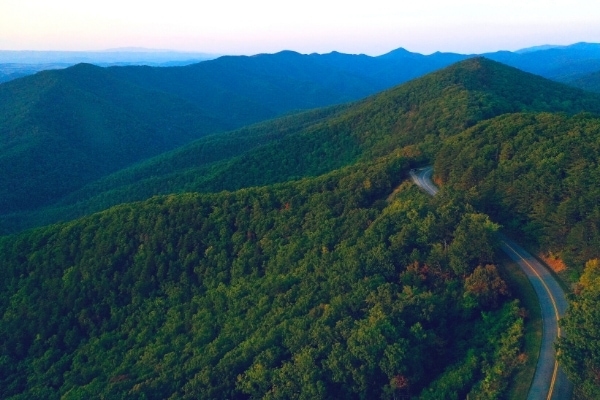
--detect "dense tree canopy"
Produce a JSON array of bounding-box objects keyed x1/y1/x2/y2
[
  {"x1": 435, "y1": 112, "x2": 600, "y2": 271},
  {"x1": 558, "y1": 259, "x2": 600, "y2": 399},
  {"x1": 0, "y1": 156, "x2": 522, "y2": 399}
]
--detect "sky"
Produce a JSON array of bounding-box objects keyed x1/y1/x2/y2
[{"x1": 1, "y1": 0, "x2": 599, "y2": 56}]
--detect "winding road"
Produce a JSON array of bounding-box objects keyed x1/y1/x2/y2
[{"x1": 410, "y1": 166, "x2": 573, "y2": 400}]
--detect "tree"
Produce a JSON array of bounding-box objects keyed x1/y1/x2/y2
[
  {"x1": 448, "y1": 213, "x2": 499, "y2": 276},
  {"x1": 557, "y1": 259, "x2": 600, "y2": 399},
  {"x1": 464, "y1": 264, "x2": 509, "y2": 310}
]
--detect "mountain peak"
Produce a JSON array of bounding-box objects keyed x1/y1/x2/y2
[{"x1": 378, "y1": 47, "x2": 423, "y2": 60}]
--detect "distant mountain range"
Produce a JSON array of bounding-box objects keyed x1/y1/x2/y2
[
  {"x1": 0, "y1": 49, "x2": 474, "y2": 219},
  {"x1": 0, "y1": 50, "x2": 217, "y2": 83},
  {"x1": 3, "y1": 42, "x2": 600, "y2": 85},
  {"x1": 0, "y1": 49, "x2": 215, "y2": 65},
  {"x1": 558, "y1": 69, "x2": 600, "y2": 93},
  {"x1": 483, "y1": 42, "x2": 600, "y2": 80},
  {"x1": 515, "y1": 44, "x2": 568, "y2": 53}
]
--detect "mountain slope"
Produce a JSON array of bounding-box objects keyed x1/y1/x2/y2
[
  {"x1": 4, "y1": 53, "x2": 600, "y2": 399},
  {"x1": 560, "y1": 69, "x2": 600, "y2": 93},
  {"x1": 0, "y1": 153, "x2": 523, "y2": 399},
  {"x1": 0, "y1": 63, "x2": 226, "y2": 214},
  {"x1": 0, "y1": 105, "x2": 350, "y2": 232},
  {"x1": 435, "y1": 112, "x2": 600, "y2": 269},
  {"x1": 0, "y1": 63, "x2": 70, "y2": 84},
  {"x1": 4, "y1": 45, "x2": 600, "y2": 220},
  {"x1": 0, "y1": 49, "x2": 471, "y2": 219},
  {"x1": 5, "y1": 57, "x2": 600, "y2": 234},
  {"x1": 104, "y1": 50, "x2": 472, "y2": 128},
  {"x1": 105, "y1": 51, "x2": 375, "y2": 127}
]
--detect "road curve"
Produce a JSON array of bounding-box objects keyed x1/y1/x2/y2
[{"x1": 410, "y1": 166, "x2": 573, "y2": 400}]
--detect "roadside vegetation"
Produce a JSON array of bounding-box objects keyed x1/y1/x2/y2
[{"x1": 434, "y1": 111, "x2": 600, "y2": 398}]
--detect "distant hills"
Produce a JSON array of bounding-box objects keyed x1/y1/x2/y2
[
  {"x1": 3, "y1": 42, "x2": 600, "y2": 85},
  {"x1": 0, "y1": 49, "x2": 217, "y2": 84},
  {"x1": 0, "y1": 63, "x2": 70, "y2": 84},
  {"x1": 0, "y1": 49, "x2": 215, "y2": 65},
  {"x1": 0, "y1": 63, "x2": 228, "y2": 215},
  {"x1": 483, "y1": 42, "x2": 600, "y2": 80},
  {"x1": 515, "y1": 44, "x2": 568, "y2": 53}
]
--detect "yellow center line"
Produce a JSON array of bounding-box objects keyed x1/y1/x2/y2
[
  {"x1": 501, "y1": 240, "x2": 560, "y2": 400},
  {"x1": 418, "y1": 168, "x2": 437, "y2": 195}
]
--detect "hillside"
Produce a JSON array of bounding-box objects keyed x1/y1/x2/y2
[
  {"x1": 5, "y1": 57, "x2": 600, "y2": 234},
  {"x1": 0, "y1": 63, "x2": 226, "y2": 214},
  {"x1": 0, "y1": 50, "x2": 470, "y2": 220},
  {"x1": 560, "y1": 69, "x2": 600, "y2": 93},
  {"x1": 0, "y1": 63, "x2": 70, "y2": 84},
  {"x1": 432, "y1": 111, "x2": 600, "y2": 399},
  {"x1": 0, "y1": 153, "x2": 524, "y2": 399},
  {"x1": 104, "y1": 49, "x2": 470, "y2": 127},
  {"x1": 4, "y1": 46, "x2": 600, "y2": 222},
  {"x1": 4, "y1": 52, "x2": 600, "y2": 399},
  {"x1": 434, "y1": 112, "x2": 600, "y2": 270}
]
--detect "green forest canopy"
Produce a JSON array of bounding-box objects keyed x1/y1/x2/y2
[
  {"x1": 0, "y1": 155, "x2": 523, "y2": 399},
  {"x1": 4, "y1": 57, "x2": 600, "y2": 234},
  {"x1": 3, "y1": 57, "x2": 600, "y2": 398},
  {"x1": 434, "y1": 112, "x2": 600, "y2": 271}
]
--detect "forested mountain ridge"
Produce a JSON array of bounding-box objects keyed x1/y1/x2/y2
[
  {"x1": 4, "y1": 57, "x2": 600, "y2": 234},
  {"x1": 2, "y1": 44, "x2": 600, "y2": 222},
  {"x1": 0, "y1": 153, "x2": 523, "y2": 399},
  {"x1": 0, "y1": 49, "x2": 469, "y2": 220},
  {"x1": 102, "y1": 49, "x2": 473, "y2": 127},
  {"x1": 4, "y1": 42, "x2": 600, "y2": 86},
  {"x1": 0, "y1": 63, "x2": 71, "y2": 84},
  {"x1": 0, "y1": 63, "x2": 227, "y2": 214},
  {"x1": 434, "y1": 112, "x2": 600, "y2": 270},
  {"x1": 103, "y1": 51, "x2": 374, "y2": 128},
  {"x1": 432, "y1": 110, "x2": 600, "y2": 399},
  {"x1": 484, "y1": 42, "x2": 600, "y2": 80}
]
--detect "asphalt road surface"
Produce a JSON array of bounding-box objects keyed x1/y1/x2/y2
[{"x1": 410, "y1": 166, "x2": 573, "y2": 400}]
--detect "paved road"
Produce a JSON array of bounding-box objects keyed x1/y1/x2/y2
[
  {"x1": 410, "y1": 166, "x2": 438, "y2": 196},
  {"x1": 410, "y1": 166, "x2": 572, "y2": 400}
]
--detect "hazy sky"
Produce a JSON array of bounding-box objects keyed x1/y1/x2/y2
[{"x1": 2, "y1": 0, "x2": 599, "y2": 55}]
